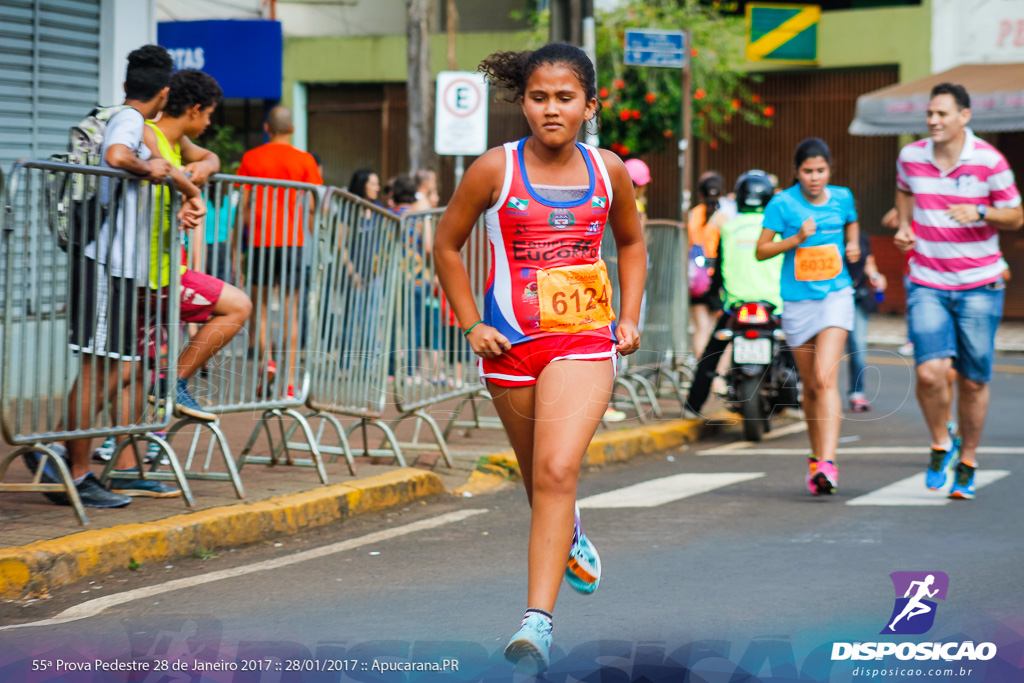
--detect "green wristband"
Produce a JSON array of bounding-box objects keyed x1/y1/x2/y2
[{"x1": 463, "y1": 321, "x2": 483, "y2": 338}]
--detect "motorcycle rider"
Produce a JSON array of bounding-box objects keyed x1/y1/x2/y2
[{"x1": 684, "y1": 171, "x2": 786, "y2": 416}]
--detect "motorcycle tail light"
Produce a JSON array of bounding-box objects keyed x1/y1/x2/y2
[
  {"x1": 745, "y1": 330, "x2": 760, "y2": 339},
  {"x1": 737, "y1": 303, "x2": 769, "y2": 325}
]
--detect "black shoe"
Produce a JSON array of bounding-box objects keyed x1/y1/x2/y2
[
  {"x1": 74, "y1": 473, "x2": 132, "y2": 508},
  {"x1": 23, "y1": 447, "x2": 131, "y2": 508}
]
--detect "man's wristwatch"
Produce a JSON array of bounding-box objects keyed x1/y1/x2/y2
[{"x1": 977, "y1": 204, "x2": 988, "y2": 219}]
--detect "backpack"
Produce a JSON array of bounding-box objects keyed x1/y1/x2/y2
[
  {"x1": 45, "y1": 105, "x2": 131, "y2": 251},
  {"x1": 688, "y1": 244, "x2": 712, "y2": 298}
]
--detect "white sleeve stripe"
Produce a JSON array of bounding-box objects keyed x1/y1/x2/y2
[
  {"x1": 486, "y1": 142, "x2": 515, "y2": 216},
  {"x1": 584, "y1": 143, "x2": 614, "y2": 207}
]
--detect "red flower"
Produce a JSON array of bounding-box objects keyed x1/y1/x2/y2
[
  {"x1": 614, "y1": 79, "x2": 626, "y2": 90},
  {"x1": 691, "y1": 48, "x2": 699, "y2": 58},
  {"x1": 619, "y1": 109, "x2": 631, "y2": 121},
  {"x1": 599, "y1": 87, "x2": 609, "y2": 99},
  {"x1": 751, "y1": 94, "x2": 761, "y2": 103},
  {"x1": 694, "y1": 89, "x2": 706, "y2": 100},
  {"x1": 709, "y1": 140, "x2": 719, "y2": 149},
  {"x1": 664, "y1": 129, "x2": 674, "y2": 138},
  {"x1": 610, "y1": 142, "x2": 622, "y2": 153},
  {"x1": 724, "y1": 114, "x2": 732, "y2": 123},
  {"x1": 602, "y1": 99, "x2": 612, "y2": 109},
  {"x1": 632, "y1": 110, "x2": 642, "y2": 119},
  {"x1": 645, "y1": 92, "x2": 657, "y2": 103},
  {"x1": 764, "y1": 105, "x2": 775, "y2": 117},
  {"x1": 620, "y1": 146, "x2": 630, "y2": 155},
  {"x1": 731, "y1": 99, "x2": 741, "y2": 110}
]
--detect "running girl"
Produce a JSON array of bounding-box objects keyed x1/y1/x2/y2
[
  {"x1": 756, "y1": 138, "x2": 859, "y2": 496},
  {"x1": 433, "y1": 43, "x2": 646, "y2": 672}
]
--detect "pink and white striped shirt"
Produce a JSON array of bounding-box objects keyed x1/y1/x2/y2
[{"x1": 896, "y1": 128, "x2": 1020, "y2": 290}]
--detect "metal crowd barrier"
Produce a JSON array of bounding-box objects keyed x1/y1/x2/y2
[
  {"x1": 630, "y1": 220, "x2": 693, "y2": 410},
  {"x1": 386, "y1": 208, "x2": 496, "y2": 467},
  {"x1": 286, "y1": 187, "x2": 407, "y2": 469},
  {"x1": 0, "y1": 160, "x2": 191, "y2": 524},
  {"x1": 179, "y1": 174, "x2": 328, "y2": 489}
]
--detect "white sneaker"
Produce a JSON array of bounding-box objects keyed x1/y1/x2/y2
[{"x1": 603, "y1": 407, "x2": 627, "y2": 422}]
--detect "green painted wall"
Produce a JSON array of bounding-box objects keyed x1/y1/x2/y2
[
  {"x1": 281, "y1": 31, "x2": 527, "y2": 108},
  {"x1": 740, "y1": 0, "x2": 932, "y2": 81}
]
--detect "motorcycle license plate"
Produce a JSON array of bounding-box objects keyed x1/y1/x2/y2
[{"x1": 733, "y1": 337, "x2": 772, "y2": 364}]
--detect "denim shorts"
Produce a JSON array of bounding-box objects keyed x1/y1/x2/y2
[{"x1": 906, "y1": 280, "x2": 1005, "y2": 383}]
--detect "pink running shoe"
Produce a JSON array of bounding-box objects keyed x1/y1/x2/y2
[
  {"x1": 806, "y1": 458, "x2": 837, "y2": 495},
  {"x1": 816, "y1": 460, "x2": 838, "y2": 495}
]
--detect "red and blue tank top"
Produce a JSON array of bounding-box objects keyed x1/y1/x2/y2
[{"x1": 483, "y1": 138, "x2": 616, "y2": 346}]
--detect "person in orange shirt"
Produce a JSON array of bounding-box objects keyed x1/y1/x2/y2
[
  {"x1": 237, "y1": 106, "x2": 323, "y2": 395},
  {"x1": 687, "y1": 171, "x2": 731, "y2": 357}
]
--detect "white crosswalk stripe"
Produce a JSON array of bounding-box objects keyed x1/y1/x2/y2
[
  {"x1": 846, "y1": 470, "x2": 1011, "y2": 506},
  {"x1": 579, "y1": 472, "x2": 765, "y2": 509},
  {"x1": 699, "y1": 446, "x2": 1024, "y2": 456}
]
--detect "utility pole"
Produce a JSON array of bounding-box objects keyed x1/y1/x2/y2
[{"x1": 406, "y1": 0, "x2": 434, "y2": 173}]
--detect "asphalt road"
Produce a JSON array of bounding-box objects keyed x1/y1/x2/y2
[{"x1": 2, "y1": 352, "x2": 1022, "y2": 682}]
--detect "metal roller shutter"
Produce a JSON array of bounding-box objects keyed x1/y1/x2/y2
[{"x1": 0, "y1": 0, "x2": 100, "y2": 320}]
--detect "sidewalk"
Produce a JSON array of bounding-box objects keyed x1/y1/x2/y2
[{"x1": 0, "y1": 391, "x2": 722, "y2": 601}]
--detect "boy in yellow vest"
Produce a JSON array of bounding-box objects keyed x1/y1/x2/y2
[{"x1": 144, "y1": 69, "x2": 252, "y2": 422}]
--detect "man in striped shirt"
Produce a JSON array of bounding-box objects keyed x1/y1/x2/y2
[{"x1": 894, "y1": 82, "x2": 1023, "y2": 500}]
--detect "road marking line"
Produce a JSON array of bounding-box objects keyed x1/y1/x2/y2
[
  {"x1": 579, "y1": 472, "x2": 764, "y2": 509},
  {"x1": 705, "y1": 422, "x2": 810, "y2": 452},
  {"x1": 0, "y1": 508, "x2": 487, "y2": 631},
  {"x1": 699, "y1": 446, "x2": 1024, "y2": 456},
  {"x1": 846, "y1": 471, "x2": 1010, "y2": 506}
]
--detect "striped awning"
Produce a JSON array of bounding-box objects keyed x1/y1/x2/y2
[{"x1": 849, "y1": 63, "x2": 1024, "y2": 136}]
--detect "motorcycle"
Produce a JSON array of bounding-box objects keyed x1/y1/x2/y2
[{"x1": 715, "y1": 301, "x2": 801, "y2": 442}]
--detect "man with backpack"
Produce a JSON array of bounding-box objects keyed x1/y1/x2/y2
[{"x1": 26, "y1": 45, "x2": 206, "y2": 506}]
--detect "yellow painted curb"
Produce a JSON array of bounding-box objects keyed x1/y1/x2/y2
[{"x1": 0, "y1": 469, "x2": 443, "y2": 600}]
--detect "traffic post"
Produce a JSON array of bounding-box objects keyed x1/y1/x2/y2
[{"x1": 434, "y1": 71, "x2": 488, "y2": 187}]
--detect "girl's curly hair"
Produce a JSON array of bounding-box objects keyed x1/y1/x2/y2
[{"x1": 478, "y1": 43, "x2": 602, "y2": 123}]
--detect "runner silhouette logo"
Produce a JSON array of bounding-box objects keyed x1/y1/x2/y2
[{"x1": 882, "y1": 571, "x2": 949, "y2": 635}]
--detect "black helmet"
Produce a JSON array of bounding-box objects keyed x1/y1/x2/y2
[{"x1": 734, "y1": 170, "x2": 774, "y2": 212}]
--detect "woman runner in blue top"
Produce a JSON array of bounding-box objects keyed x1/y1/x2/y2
[{"x1": 756, "y1": 138, "x2": 860, "y2": 496}]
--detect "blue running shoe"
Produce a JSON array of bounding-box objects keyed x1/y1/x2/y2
[
  {"x1": 110, "y1": 471, "x2": 181, "y2": 498},
  {"x1": 565, "y1": 503, "x2": 601, "y2": 593},
  {"x1": 504, "y1": 613, "x2": 552, "y2": 673},
  {"x1": 926, "y1": 438, "x2": 960, "y2": 491},
  {"x1": 948, "y1": 462, "x2": 976, "y2": 500},
  {"x1": 173, "y1": 378, "x2": 216, "y2": 422}
]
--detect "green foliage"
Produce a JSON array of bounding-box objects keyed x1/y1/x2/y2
[
  {"x1": 128, "y1": 558, "x2": 142, "y2": 571},
  {"x1": 194, "y1": 547, "x2": 217, "y2": 560},
  {"x1": 201, "y1": 124, "x2": 246, "y2": 174},
  {"x1": 516, "y1": 0, "x2": 773, "y2": 156}
]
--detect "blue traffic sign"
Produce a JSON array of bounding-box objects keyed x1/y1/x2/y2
[{"x1": 624, "y1": 29, "x2": 687, "y2": 68}]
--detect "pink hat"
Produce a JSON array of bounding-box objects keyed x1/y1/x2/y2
[{"x1": 624, "y1": 158, "x2": 651, "y2": 186}]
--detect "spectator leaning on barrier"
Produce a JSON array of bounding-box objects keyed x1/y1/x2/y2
[
  {"x1": 893, "y1": 82, "x2": 1023, "y2": 500},
  {"x1": 236, "y1": 106, "x2": 323, "y2": 396},
  {"x1": 24, "y1": 45, "x2": 206, "y2": 507},
  {"x1": 411, "y1": 168, "x2": 440, "y2": 212},
  {"x1": 348, "y1": 168, "x2": 381, "y2": 205},
  {"x1": 143, "y1": 68, "x2": 253, "y2": 422}
]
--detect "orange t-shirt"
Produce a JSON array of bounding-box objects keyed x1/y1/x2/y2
[
  {"x1": 236, "y1": 143, "x2": 324, "y2": 247},
  {"x1": 687, "y1": 203, "x2": 721, "y2": 259}
]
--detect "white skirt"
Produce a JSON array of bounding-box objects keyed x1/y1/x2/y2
[{"x1": 781, "y1": 287, "x2": 855, "y2": 348}]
